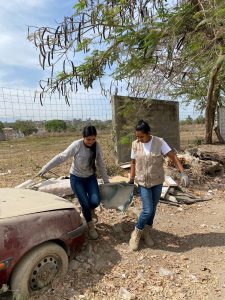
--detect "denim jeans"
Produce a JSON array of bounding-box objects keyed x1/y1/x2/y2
[
  {"x1": 70, "y1": 173, "x2": 100, "y2": 222},
  {"x1": 136, "y1": 184, "x2": 163, "y2": 230}
]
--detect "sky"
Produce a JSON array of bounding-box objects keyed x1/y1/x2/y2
[{"x1": 0, "y1": 0, "x2": 77, "y2": 90}]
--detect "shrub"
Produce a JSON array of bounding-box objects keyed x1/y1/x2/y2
[
  {"x1": 13, "y1": 120, "x2": 38, "y2": 136},
  {"x1": 45, "y1": 120, "x2": 67, "y2": 132},
  {"x1": 0, "y1": 121, "x2": 4, "y2": 132},
  {"x1": 194, "y1": 115, "x2": 205, "y2": 124},
  {"x1": 180, "y1": 115, "x2": 193, "y2": 125}
]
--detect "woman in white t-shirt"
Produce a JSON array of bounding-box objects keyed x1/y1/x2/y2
[{"x1": 129, "y1": 120, "x2": 189, "y2": 251}]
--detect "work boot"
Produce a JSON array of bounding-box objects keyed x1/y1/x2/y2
[
  {"x1": 91, "y1": 209, "x2": 98, "y2": 223},
  {"x1": 129, "y1": 227, "x2": 143, "y2": 251},
  {"x1": 143, "y1": 225, "x2": 154, "y2": 247},
  {"x1": 87, "y1": 221, "x2": 98, "y2": 240}
]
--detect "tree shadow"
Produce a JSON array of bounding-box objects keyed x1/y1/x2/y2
[
  {"x1": 26, "y1": 224, "x2": 125, "y2": 300},
  {"x1": 98, "y1": 220, "x2": 225, "y2": 254},
  {"x1": 150, "y1": 229, "x2": 225, "y2": 253}
]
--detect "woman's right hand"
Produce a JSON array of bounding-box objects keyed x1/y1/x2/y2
[{"x1": 37, "y1": 169, "x2": 46, "y2": 177}]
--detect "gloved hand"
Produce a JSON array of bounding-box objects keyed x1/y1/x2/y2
[
  {"x1": 128, "y1": 178, "x2": 134, "y2": 185},
  {"x1": 37, "y1": 169, "x2": 46, "y2": 177},
  {"x1": 180, "y1": 172, "x2": 189, "y2": 187}
]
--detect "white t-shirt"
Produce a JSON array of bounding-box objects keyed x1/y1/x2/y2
[{"x1": 131, "y1": 138, "x2": 171, "y2": 159}]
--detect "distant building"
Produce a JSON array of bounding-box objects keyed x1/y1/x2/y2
[{"x1": 0, "y1": 128, "x2": 24, "y2": 141}]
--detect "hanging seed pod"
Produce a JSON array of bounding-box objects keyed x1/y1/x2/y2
[
  {"x1": 39, "y1": 54, "x2": 46, "y2": 70},
  {"x1": 46, "y1": 35, "x2": 50, "y2": 49},
  {"x1": 51, "y1": 43, "x2": 55, "y2": 60},
  {"x1": 71, "y1": 61, "x2": 76, "y2": 75},
  {"x1": 102, "y1": 26, "x2": 106, "y2": 40},
  {"x1": 39, "y1": 44, "x2": 46, "y2": 57},
  {"x1": 39, "y1": 92, "x2": 43, "y2": 106},
  {"x1": 61, "y1": 82, "x2": 64, "y2": 95},
  {"x1": 82, "y1": 13, "x2": 85, "y2": 25},
  {"x1": 47, "y1": 51, "x2": 51, "y2": 66},
  {"x1": 39, "y1": 80, "x2": 44, "y2": 90},
  {"x1": 41, "y1": 28, "x2": 47, "y2": 43},
  {"x1": 78, "y1": 22, "x2": 81, "y2": 43},
  {"x1": 64, "y1": 23, "x2": 68, "y2": 46},
  {"x1": 63, "y1": 60, "x2": 66, "y2": 75},
  {"x1": 70, "y1": 17, "x2": 74, "y2": 31}
]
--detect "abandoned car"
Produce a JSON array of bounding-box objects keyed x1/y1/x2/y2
[{"x1": 0, "y1": 187, "x2": 86, "y2": 298}]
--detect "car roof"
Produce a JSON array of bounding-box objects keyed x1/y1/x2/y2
[{"x1": 0, "y1": 188, "x2": 75, "y2": 219}]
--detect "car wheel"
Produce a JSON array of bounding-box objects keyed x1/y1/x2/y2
[{"x1": 10, "y1": 242, "x2": 68, "y2": 299}]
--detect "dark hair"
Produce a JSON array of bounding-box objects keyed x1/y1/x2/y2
[
  {"x1": 82, "y1": 125, "x2": 97, "y2": 172},
  {"x1": 82, "y1": 125, "x2": 97, "y2": 137},
  {"x1": 135, "y1": 120, "x2": 151, "y2": 134}
]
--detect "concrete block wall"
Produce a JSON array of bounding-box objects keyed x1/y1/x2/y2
[{"x1": 112, "y1": 95, "x2": 180, "y2": 164}]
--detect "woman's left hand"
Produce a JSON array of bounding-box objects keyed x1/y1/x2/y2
[{"x1": 180, "y1": 172, "x2": 189, "y2": 187}]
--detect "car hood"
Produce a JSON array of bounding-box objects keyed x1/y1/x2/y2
[{"x1": 0, "y1": 188, "x2": 75, "y2": 219}]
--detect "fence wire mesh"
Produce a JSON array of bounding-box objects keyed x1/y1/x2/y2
[{"x1": 0, "y1": 87, "x2": 112, "y2": 122}]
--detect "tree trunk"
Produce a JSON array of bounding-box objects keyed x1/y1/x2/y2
[{"x1": 205, "y1": 55, "x2": 225, "y2": 144}]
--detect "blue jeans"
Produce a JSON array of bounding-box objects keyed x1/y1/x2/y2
[
  {"x1": 70, "y1": 174, "x2": 100, "y2": 222},
  {"x1": 136, "y1": 184, "x2": 163, "y2": 230}
]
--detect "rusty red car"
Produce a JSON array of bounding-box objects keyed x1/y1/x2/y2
[{"x1": 0, "y1": 187, "x2": 86, "y2": 299}]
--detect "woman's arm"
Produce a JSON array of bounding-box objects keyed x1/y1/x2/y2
[
  {"x1": 38, "y1": 140, "x2": 79, "y2": 175},
  {"x1": 166, "y1": 150, "x2": 189, "y2": 186},
  {"x1": 166, "y1": 150, "x2": 184, "y2": 173},
  {"x1": 129, "y1": 159, "x2": 136, "y2": 183}
]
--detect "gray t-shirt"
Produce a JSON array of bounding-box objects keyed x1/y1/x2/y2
[{"x1": 41, "y1": 139, "x2": 109, "y2": 183}]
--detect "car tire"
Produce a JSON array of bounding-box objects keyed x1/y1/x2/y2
[{"x1": 10, "y1": 242, "x2": 68, "y2": 299}]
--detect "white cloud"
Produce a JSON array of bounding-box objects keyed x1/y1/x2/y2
[
  {"x1": 0, "y1": 32, "x2": 39, "y2": 67},
  {"x1": 0, "y1": 0, "x2": 54, "y2": 68}
]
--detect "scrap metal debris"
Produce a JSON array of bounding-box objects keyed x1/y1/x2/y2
[{"x1": 160, "y1": 176, "x2": 209, "y2": 205}]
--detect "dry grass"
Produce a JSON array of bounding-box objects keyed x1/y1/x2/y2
[
  {"x1": 180, "y1": 123, "x2": 217, "y2": 149},
  {"x1": 0, "y1": 131, "x2": 124, "y2": 188}
]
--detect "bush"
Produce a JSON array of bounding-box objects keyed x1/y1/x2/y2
[
  {"x1": 180, "y1": 115, "x2": 193, "y2": 125},
  {"x1": 194, "y1": 115, "x2": 205, "y2": 124},
  {"x1": 13, "y1": 120, "x2": 38, "y2": 136},
  {"x1": 0, "y1": 121, "x2": 4, "y2": 132},
  {"x1": 45, "y1": 120, "x2": 67, "y2": 132}
]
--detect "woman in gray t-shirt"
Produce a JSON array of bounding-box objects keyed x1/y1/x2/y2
[{"x1": 38, "y1": 125, "x2": 109, "y2": 240}]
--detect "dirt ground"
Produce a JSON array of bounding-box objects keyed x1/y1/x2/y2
[
  {"x1": 1, "y1": 135, "x2": 225, "y2": 300},
  {"x1": 27, "y1": 175, "x2": 225, "y2": 300}
]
